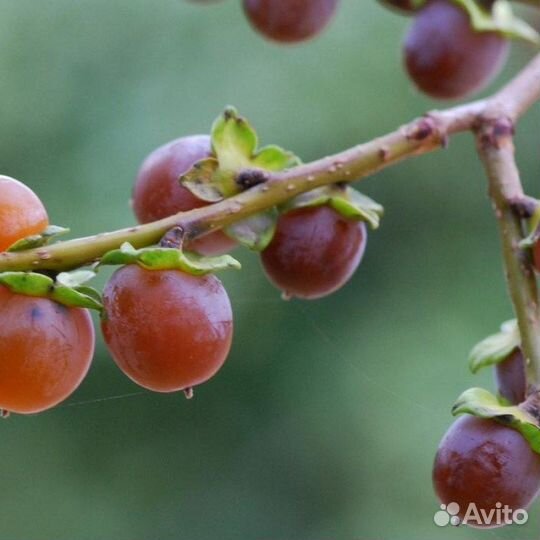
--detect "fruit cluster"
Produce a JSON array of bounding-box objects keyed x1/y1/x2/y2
[
  {"x1": 2, "y1": 2, "x2": 540, "y2": 529},
  {"x1": 0, "y1": 109, "x2": 381, "y2": 416},
  {"x1": 432, "y1": 210, "x2": 540, "y2": 527},
  {"x1": 194, "y1": 0, "x2": 537, "y2": 102}
]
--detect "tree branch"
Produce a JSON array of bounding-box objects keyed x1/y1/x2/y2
[
  {"x1": 0, "y1": 99, "x2": 487, "y2": 272},
  {"x1": 475, "y1": 117, "x2": 540, "y2": 384},
  {"x1": 0, "y1": 53, "x2": 539, "y2": 288}
]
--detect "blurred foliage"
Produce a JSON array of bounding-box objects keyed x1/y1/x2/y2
[{"x1": 1, "y1": 1, "x2": 540, "y2": 539}]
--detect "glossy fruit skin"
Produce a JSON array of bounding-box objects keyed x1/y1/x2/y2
[
  {"x1": 243, "y1": 0, "x2": 339, "y2": 43},
  {"x1": 132, "y1": 135, "x2": 236, "y2": 256},
  {"x1": 495, "y1": 349, "x2": 527, "y2": 405},
  {"x1": 0, "y1": 286, "x2": 95, "y2": 414},
  {"x1": 403, "y1": 0, "x2": 509, "y2": 99},
  {"x1": 433, "y1": 415, "x2": 540, "y2": 528},
  {"x1": 101, "y1": 265, "x2": 233, "y2": 392},
  {"x1": 0, "y1": 175, "x2": 49, "y2": 252},
  {"x1": 261, "y1": 206, "x2": 367, "y2": 299}
]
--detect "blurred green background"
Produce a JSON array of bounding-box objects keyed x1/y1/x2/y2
[{"x1": 1, "y1": 1, "x2": 540, "y2": 538}]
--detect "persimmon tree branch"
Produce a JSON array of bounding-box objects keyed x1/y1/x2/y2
[
  {"x1": 2, "y1": 53, "x2": 540, "y2": 373},
  {"x1": 0, "y1": 99, "x2": 486, "y2": 273},
  {"x1": 475, "y1": 117, "x2": 540, "y2": 384}
]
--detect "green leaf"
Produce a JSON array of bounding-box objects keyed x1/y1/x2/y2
[
  {"x1": 469, "y1": 319, "x2": 521, "y2": 374},
  {"x1": 284, "y1": 186, "x2": 384, "y2": 229},
  {"x1": 7, "y1": 225, "x2": 70, "y2": 252},
  {"x1": 0, "y1": 271, "x2": 102, "y2": 311},
  {"x1": 224, "y1": 209, "x2": 278, "y2": 251},
  {"x1": 452, "y1": 387, "x2": 540, "y2": 453},
  {"x1": 450, "y1": 0, "x2": 540, "y2": 45},
  {"x1": 100, "y1": 242, "x2": 241, "y2": 275}
]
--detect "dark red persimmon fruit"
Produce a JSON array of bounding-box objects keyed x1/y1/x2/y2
[
  {"x1": 495, "y1": 349, "x2": 527, "y2": 405},
  {"x1": 243, "y1": 0, "x2": 339, "y2": 43},
  {"x1": 433, "y1": 415, "x2": 540, "y2": 528},
  {"x1": 403, "y1": 0, "x2": 509, "y2": 99},
  {"x1": 0, "y1": 175, "x2": 49, "y2": 252},
  {"x1": 132, "y1": 135, "x2": 236, "y2": 255},
  {"x1": 261, "y1": 205, "x2": 367, "y2": 299},
  {"x1": 101, "y1": 265, "x2": 233, "y2": 393},
  {"x1": 0, "y1": 286, "x2": 95, "y2": 414}
]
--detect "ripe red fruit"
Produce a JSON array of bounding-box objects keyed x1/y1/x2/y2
[
  {"x1": 101, "y1": 265, "x2": 233, "y2": 392},
  {"x1": 433, "y1": 415, "x2": 540, "y2": 528},
  {"x1": 261, "y1": 205, "x2": 367, "y2": 299},
  {"x1": 243, "y1": 0, "x2": 339, "y2": 43},
  {"x1": 403, "y1": 0, "x2": 509, "y2": 99},
  {"x1": 132, "y1": 135, "x2": 236, "y2": 255},
  {"x1": 0, "y1": 286, "x2": 95, "y2": 414},
  {"x1": 0, "y1": 175, "x2": 49, "y2": 252},
  {"x1": 495, "y1": 349, "x2": 527, "y2": 405}
]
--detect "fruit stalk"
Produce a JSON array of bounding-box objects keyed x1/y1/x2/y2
[
  {"x1": 476, "y1": 117, "x2": 540, "y2": 385},
  {"x1": 2, "y1": 53, "x2": 540, "y2": 273}
]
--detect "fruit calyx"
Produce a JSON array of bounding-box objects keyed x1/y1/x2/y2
[
  {"x1": 99, "y1": 242, "x2": 241, "y2": 275},
  {"x1": 180, "y1": 107, "x2": 301, "y2": 252},
  {"x1": 0, "y1": 270, "x2": 102, "y2": 311},
  {"x1": 6, "y1": 225, "x2": 70, "y2": 252},
  {"x1": 449, "y1": 0, "x2": 539, "y2": 44},
  {"x1": 469, "y1": 319, "x2": 521, "y2": 374},
  {"x1": 452, "y1": 387, "x2": 540, "y2": 453},
  {"x1": 282, "y1": 184, "x2": 384, "y2": 229},
  {"x1": 180, "y1": 106, "x2": 301, "y2": 203}
]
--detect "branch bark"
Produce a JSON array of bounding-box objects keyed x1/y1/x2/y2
[
  {"x1": 475, "y1": 117, "x2": 540, "y2": 384},
  {"x1": 0, "y1": 99, "x2": 487, "y2": 272}
]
